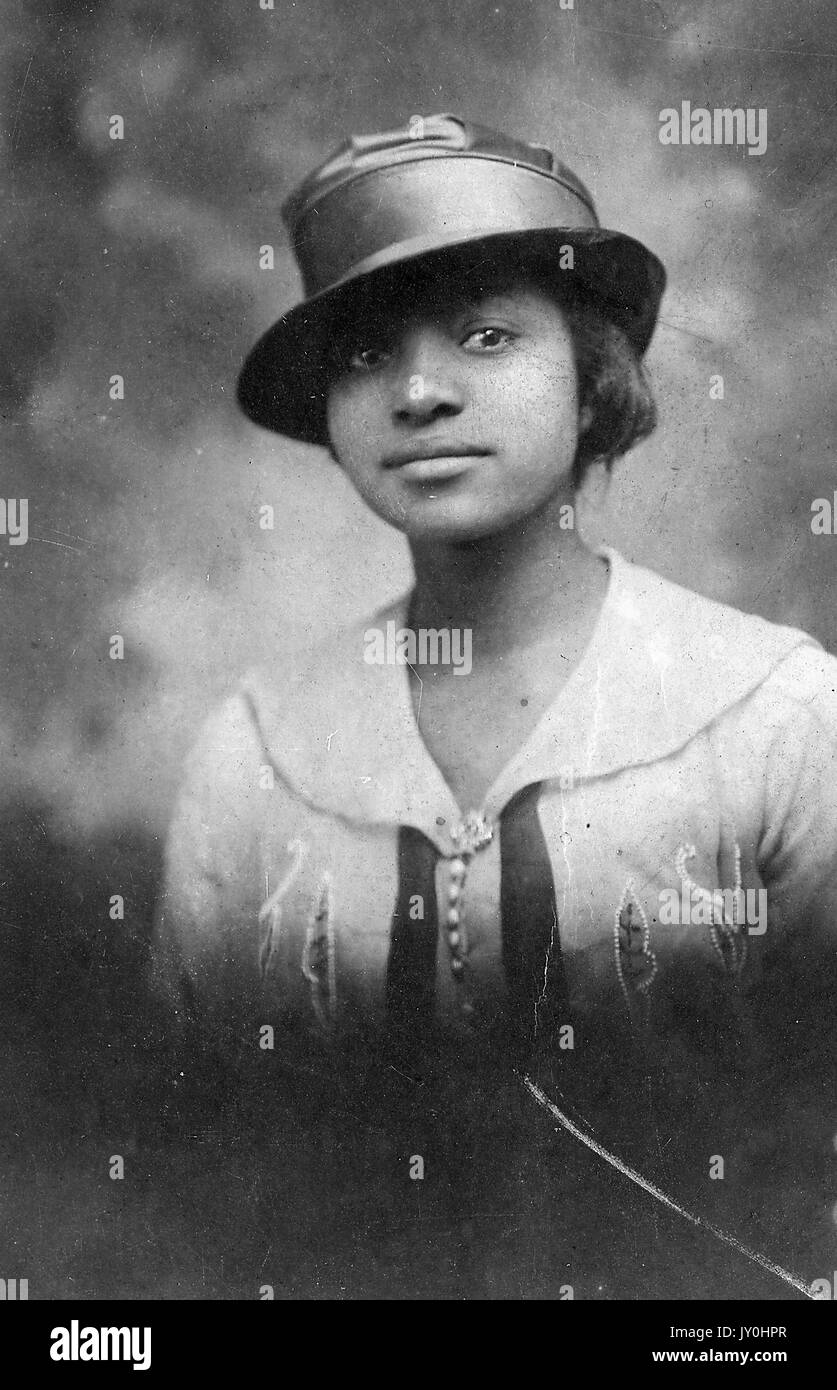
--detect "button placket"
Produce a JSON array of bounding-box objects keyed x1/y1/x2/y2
[{"x1": 445, "y1": 813, "x2": 495, "y2": 1009}]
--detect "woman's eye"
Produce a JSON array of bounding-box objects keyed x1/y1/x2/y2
[
  {"x1": 347, "y1": 344, "x2": 390, "y2": 371},
  {"x1": 462, "y1": 326, "x2": 515, "y2": 352}
]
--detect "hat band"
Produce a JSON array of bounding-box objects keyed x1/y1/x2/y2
[{"x1": 291, "y1": 157, "x2": 599, "y2": 296}]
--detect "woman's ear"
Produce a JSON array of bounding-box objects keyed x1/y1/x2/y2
[{"x1": 578, "y1": 403, "x2": 594, "y2": 436}]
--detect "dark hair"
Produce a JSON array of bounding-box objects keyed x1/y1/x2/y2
[{"x1": 559, "y1": 290, "x2": 658, "y2": 487}]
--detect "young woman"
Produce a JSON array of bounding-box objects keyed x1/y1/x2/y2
[{"x1": 151, "y1": 115, "x2": 837, "y2": 1295}]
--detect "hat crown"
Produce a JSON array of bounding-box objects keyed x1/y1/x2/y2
[{"x1": 281, "y1": 112, "x2": 597, "y2": 230}]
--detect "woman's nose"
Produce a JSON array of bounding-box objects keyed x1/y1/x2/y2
[{"x1": 391, "y1": 329, "x2": 466, "y2": 423}]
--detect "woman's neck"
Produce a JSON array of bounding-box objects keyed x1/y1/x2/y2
[{"x1": 407, "y1": 500, "x2": 608, "y2": 658}]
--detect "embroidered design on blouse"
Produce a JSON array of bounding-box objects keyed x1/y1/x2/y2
[
  {"x1": 258, "y1": 837, "x2": 307, "y2": 983},
  {"x1": 302, "y1": 871, "x2": 337, "y2": 1027},
  {"x1": 613, "y1": 879, "x2": 658, "y2": 1018},
  {"x1": 674, "y1": 842, "x2": 747, "y2": 976}
]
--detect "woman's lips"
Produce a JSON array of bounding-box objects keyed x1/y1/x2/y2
[{"x1": 385, "y1": 451, "x2": 490, "y2": 483}]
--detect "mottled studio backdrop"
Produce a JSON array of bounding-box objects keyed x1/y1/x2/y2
[{"x1": 1, "y1": 0, "x2": 835, "y2": 1298}]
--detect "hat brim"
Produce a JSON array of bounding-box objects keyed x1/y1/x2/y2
[{"x1": 236, "y1": 227, "x2": 666, "y2": 444}]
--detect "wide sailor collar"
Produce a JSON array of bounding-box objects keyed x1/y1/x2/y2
[{"x1": 242, "y1": 547, "x2": 816, "y2": 853}]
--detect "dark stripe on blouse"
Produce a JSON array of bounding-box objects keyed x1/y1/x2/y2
[
  {"x1": 385, "y1": 824, "x2": 440, "y2": 1029},
  {"x1": 499, "y1": 781, "x2": 565, "y2": 1052}
]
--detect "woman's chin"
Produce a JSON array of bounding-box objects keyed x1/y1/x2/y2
[
  {"x1": 402, "y1": 513, "x2": 521, "y2": 544},
  {"x1": 395, "y1": 497, "x2": 538, "y2": 545}
]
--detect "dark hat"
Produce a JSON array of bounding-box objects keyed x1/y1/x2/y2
[{"x1": 237, "y1": 113, "x2": 666, "y2": 443}]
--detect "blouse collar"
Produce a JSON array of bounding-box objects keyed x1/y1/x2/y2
[{"x1": 243, "y1": 547, "x2": 815, "y2": 854}]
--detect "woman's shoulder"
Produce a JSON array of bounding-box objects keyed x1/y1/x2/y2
[
  {"x1": 183, "y1": 592, "x2": 410, "y2": 746},
  {"x1": 198, "y1": 594, "x2": 416, "y2": 815},
  {"x1": 246, "y1": 592, "x2": 411, "y2": 696},
  {"x1": 609, "y1": 548, "x2": 831, "y2": 679},
  {"x1": 725, "y1": 641, "x2": 837, "y2": 748},
  {"x1": 595, "y1": 548, "x2": 837, "y2": 765},
  {"x1": 608, "y1": 548, "x2": 815, "y2": 663}
]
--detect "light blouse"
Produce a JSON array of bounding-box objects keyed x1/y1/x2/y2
[{"x1": 151, "y1": 546, "x2": 837, "y2": 1064}]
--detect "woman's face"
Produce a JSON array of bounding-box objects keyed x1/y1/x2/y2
[{"x1": 326, "y1": 261, "x2": 586, "y2": 543}]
